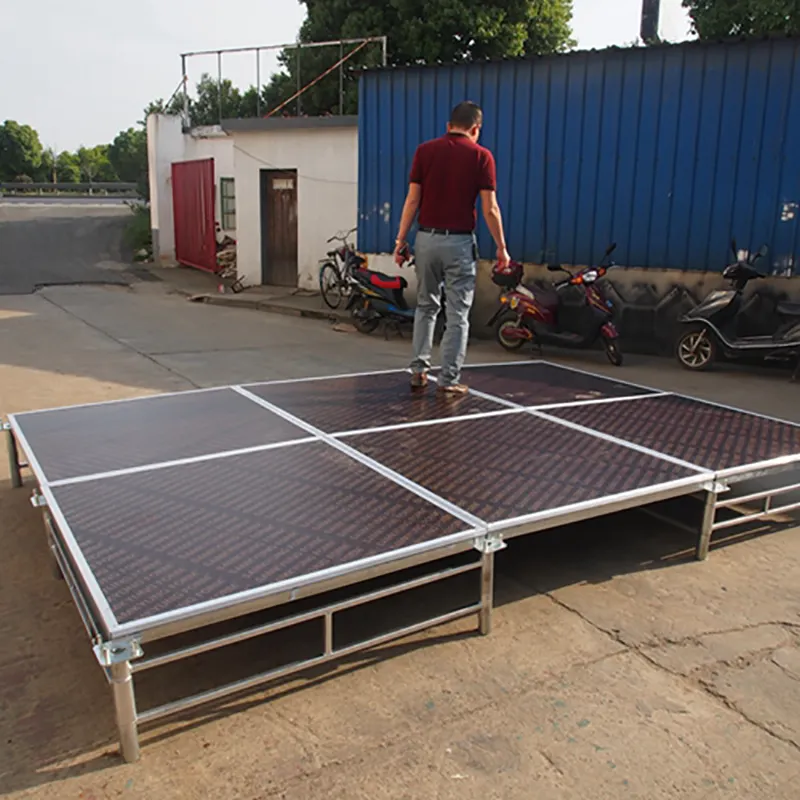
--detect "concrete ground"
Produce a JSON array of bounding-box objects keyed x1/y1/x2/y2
[
  {"x1": 0, "y1": 204, "x2": 136, "y2": 294},
  {"x1": 1, "y1": 228, "x2": 800, "y2": 798}
]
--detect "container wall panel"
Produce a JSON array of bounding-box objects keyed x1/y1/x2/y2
[{"x1": 358, "y1": 39, "x2": 800, "y2": 275}]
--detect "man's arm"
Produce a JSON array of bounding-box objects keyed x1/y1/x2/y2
[
  {"x1": 480, "y1": 189, "x2": 510, "y2": 267},
  {"x1": 394, "y1": 183, "x2": 422, "y2": 264}
]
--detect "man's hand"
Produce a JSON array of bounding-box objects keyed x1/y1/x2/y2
[
  {"x1": 496, "y1": 247, "x2": 511, "y2": 268},
  {"x1": 394, "y1": 240, "x2": 410, "y2": 267}
]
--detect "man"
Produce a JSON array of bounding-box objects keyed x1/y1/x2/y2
[{"x1": 393, "y1": 101, "x2": 510, "y2": 394}]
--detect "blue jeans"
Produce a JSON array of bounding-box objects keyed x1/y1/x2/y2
[{"x1": 410, "y1": 230, "x2": 477, "y2": 386}]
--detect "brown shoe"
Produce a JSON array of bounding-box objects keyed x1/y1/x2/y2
[
  {"x1": 410, "y1": 371, "x2": 428, "y2": 390},
  {"x1": 437, "y1": 383, "x2": 469, "y2": 395}
]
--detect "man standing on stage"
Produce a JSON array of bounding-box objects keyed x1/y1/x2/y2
[{"x1": 393, "y1": 101, "x2": 511, "y2": 394}]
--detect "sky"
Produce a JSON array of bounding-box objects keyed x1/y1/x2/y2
[{"x1": 1, "y1": 0, "x2": 693, "y2": 153}]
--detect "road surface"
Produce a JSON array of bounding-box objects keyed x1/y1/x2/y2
[{"x1": 0, "y1": 203, "x2": 137, "y2": 294}]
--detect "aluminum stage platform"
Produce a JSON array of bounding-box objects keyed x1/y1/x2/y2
[{"x1": 5, "y1": 361, "x2": 800, "y2": 762}]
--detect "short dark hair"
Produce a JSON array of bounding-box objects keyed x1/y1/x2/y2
[{"x1": 449, "y1": 101, "x2": 483, "y2": 130}]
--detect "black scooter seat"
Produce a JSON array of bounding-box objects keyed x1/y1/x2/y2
[{"x1": 777, "y1": 301, "x2": 800, "y2": 317}]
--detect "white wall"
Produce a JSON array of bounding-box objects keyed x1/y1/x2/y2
[
  {"x1": 232, "y1": 126, "x2": 358, "y2": 289},
  {"x1": 146, "y1": 115, "x2": 235, "y2": 265}
]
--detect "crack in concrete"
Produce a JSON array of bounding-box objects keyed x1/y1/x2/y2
[{"x1": 542, "y1": 591, "x2": 800, "y2": 755}]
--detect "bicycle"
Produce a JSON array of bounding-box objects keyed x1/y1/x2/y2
[{"x1": 319, "y1": 228, "x2": 366, "y2": 310}]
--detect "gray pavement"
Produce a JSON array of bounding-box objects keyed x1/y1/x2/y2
[
  {"x1": 0, "y1": 211, "x2": 799, "y2": 799},
  {"x1": 0, "y1": 204, "x2": 135, "y2": 294}
]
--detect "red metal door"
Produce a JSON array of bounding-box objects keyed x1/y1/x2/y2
[{"x1": 172, "y1": 158, "x2": 217, "y2": 272}]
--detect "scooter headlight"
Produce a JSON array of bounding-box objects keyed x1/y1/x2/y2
[
  {"x1": 583, "y1": 269, "x2": 599, "y2": 284},
  {"x1": 509, "y1": 296, "x2": 519, "y2": 309}
]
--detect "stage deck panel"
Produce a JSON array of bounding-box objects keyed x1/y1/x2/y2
[
  {"x1": 456, "y1": 362, "x2": 656, "y2": 406},
  {"x1": 347, "y1": 413, "x2": 700, "y2": 525},
  {"x1": 50, "y1": 441, "x2": 473, "y2": 629},
  {"x1": 245, "y1": 372, "x2": 505, "y2": 433},
  {"x1": 11, "y1": 389, "x2": 309, "y2": 482},
  {"x1": 548, "y1": 395, "x2": 800, "y2": 471}
]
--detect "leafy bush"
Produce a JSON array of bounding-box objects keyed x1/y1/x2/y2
[{"x1": 123, "y1": 202, "x2": 152, "y2": 260}]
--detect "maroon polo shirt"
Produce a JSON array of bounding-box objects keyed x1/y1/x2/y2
[{"x1": 409, "y1": 132, "x2": 497, "y2": 232}]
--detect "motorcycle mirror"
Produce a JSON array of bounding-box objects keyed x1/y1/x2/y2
[
  {"x1": 547, "y1": 263, "x2": 563, "y2": 272},
  {"x1": 605, "y1": 242, "x2": 617, "y2": 256}
]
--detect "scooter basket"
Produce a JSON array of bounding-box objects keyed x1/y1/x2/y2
[{"x1": 491, "y1": 261, "x2": 524, "y2": 289}]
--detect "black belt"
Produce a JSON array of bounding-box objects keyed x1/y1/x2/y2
[{"x1": 418, "y1": 226, "x2": 473, "y2": 236}]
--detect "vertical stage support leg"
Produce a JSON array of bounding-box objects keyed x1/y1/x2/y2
[
  {"x1": 480, "y1": 550, "x2": 495, "y2": 635},
  {"x1": 475, "y1": 535, "x2": 506, "y2": 636},
  {"x1": 5, "y1": 424, "x2": 22, "y2": 489},
  {"x1": 111, "y1": 661, "x2": 140, "y2": 763},
  {"x1": 96, "y1": 641, "x2": 143, "y2": 763},
  {"x1": 696, "y1": 483, "x2": 724, "y2": 561}
]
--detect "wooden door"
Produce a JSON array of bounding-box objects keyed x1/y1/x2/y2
[{"x1": 260, "y1": 169, "x2": 298, "y2": 286}]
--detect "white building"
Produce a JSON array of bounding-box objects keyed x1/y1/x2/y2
[{"x1": 146, "y1": 113, "x2": 359, "y2": 290}]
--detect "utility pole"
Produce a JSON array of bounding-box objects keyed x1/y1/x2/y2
[{"x1": 641, "y1": 0, "x2": 662, "y2": 44}]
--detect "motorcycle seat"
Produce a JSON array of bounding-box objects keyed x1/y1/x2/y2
[
  {"x1": 361, "y1": 270, "x2": 407, "y2": 291},
  {"x1": 531, "y1": 284, "x2": 559, "y2": 309},
  {"x1": 777, "y1": 301, "x2": 800, "y2": 317}
]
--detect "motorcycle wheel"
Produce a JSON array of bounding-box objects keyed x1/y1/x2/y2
[
  {"x1": 676, "y1": 326, "x2": 716, "y2": 371},
  {"x1": 495, "y1": 313, "x2": 527, "y2": 351},
  {"x1": 351, "y1": 305, "x2": 380, "y2": 335},
  {"x1": 603, "y1": 338, "x2": 624, "y2": 367}
]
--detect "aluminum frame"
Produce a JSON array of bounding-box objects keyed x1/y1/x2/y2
[{"x1": 6, "y1": 359, "x2": 799, "y2": 763}]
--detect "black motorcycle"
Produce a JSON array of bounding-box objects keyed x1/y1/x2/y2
[
  {"x1": 345, "y1": 253, "x2": 446, "y2": 341},
  {"x1": 675, "y1": 240, "x2": 800, "y2": 379}
]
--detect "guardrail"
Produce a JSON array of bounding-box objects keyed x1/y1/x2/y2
[{"x1": 0, "y1": 182, "x2": 140, "y2": 196}]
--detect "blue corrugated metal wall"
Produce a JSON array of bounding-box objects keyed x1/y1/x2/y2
[{"x1": 358, "y1": 39, "x2": 800, "y2": 275}]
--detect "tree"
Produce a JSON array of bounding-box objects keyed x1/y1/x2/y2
[
  {"x1": 56, "y1": 151, "x2": 81, "y2": 183},
  {"x1": 0, "y1": 120, "x2": 44, "y2": 181},
  {"x1": 184, "y1": 73, "x2": 243, "y2": 126},
  {"x1": 264, "y1": 0, "x2": 576, "y2": 117},
  {"x1": 683, "y1": 0, "x2": 800, "y2": 38},
  {"x1": 77, "y1": 145, "x2": 118, "y2": 183},
  {"x1": 108, "y1": 128, "x2": 147, "y2": 183}
]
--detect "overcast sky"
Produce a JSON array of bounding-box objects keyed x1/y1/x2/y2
[{"x1": 1, "y1": 0, "x2": 692, "y2": 152}]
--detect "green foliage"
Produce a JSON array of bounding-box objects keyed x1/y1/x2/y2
[
  {"x1": 123, "y1": 202, "x2": 152, "y2": 257},
  {"x1": 259, "y1": 0, "x2": 575, "y2": 117},
  {"x1": 56, "y1": 151, "x2": 81, "y2": 182},
  {"x1": 683, "y1": 0, "x2": 800, "y2": 38},
  {"x1": 108, "y1": 128, "x2": 147, "y2": 182},
  {"x1": 77, "y1": 145, "x2": 118, "y2": 182},
  {"x1": 0, "y1": 120, "x2": 44, "y2": 181}
]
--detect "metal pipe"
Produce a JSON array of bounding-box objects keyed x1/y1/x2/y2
[
  {"x1": 296, "y1": 43, "x2": 301, "y2": 116},
  {"x1": 5, "y1": 427, "x2": 22, "y2": 489},
  {"x1": 711, "y1": 499, "x2": 800, "y2": 532},
  {"x1": 339, "y1": 40, "x2": 344, "y2": 115},
  {"x1": 324, "y1": 612, "x2": 333, "y2": 655},
  {"x1": 181, "y1": 37, "x2": 386, "y2": 59},
  {"x1": 181, "y1": 55, "x2": 189, "y2": 128},
  {"x1": 381, "y1": 35, "x2": 388, "y2": 66},
  {"x1": 110, "y1": 661, "x2": 140, "y2": 762},
  {"x1": 256, "y1": 49, "x2": 261, "y2": 117},
  {"x1": 716, "y1": 481, "x2": 800, "y2": 509},
  {"x1": 479, "y1": 550, "x2": 494, "y2": 635},
  {"x1": 46, "y1": 514, "x2": 102, "y2": 642},
  {"x1": 137, "y1": 604, "x2": 481, "y2": 725},
  {"x1": 217, "y1": 51, "x2": 223, "y2": 124},
  {"x1": 133, "y1": 561, "x2": 479, "y2": 672},
  {"x1": 696, "y1": 489, "x2": 718, "y2": 561}
]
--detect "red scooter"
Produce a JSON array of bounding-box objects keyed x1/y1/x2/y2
[{"x1": 488, "y1": 243, "x2": 623, "y2": 366}]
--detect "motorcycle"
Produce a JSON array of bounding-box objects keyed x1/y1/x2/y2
[
  {"x1": 487, "y1": 243, "x2": 623, "y2": 366},
  {"x1": 345, "y1": 247, "x2": 446, "y2": 341},
  {"x1": 675, "y1": 240, "x2": 800, "y2": 379}
]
